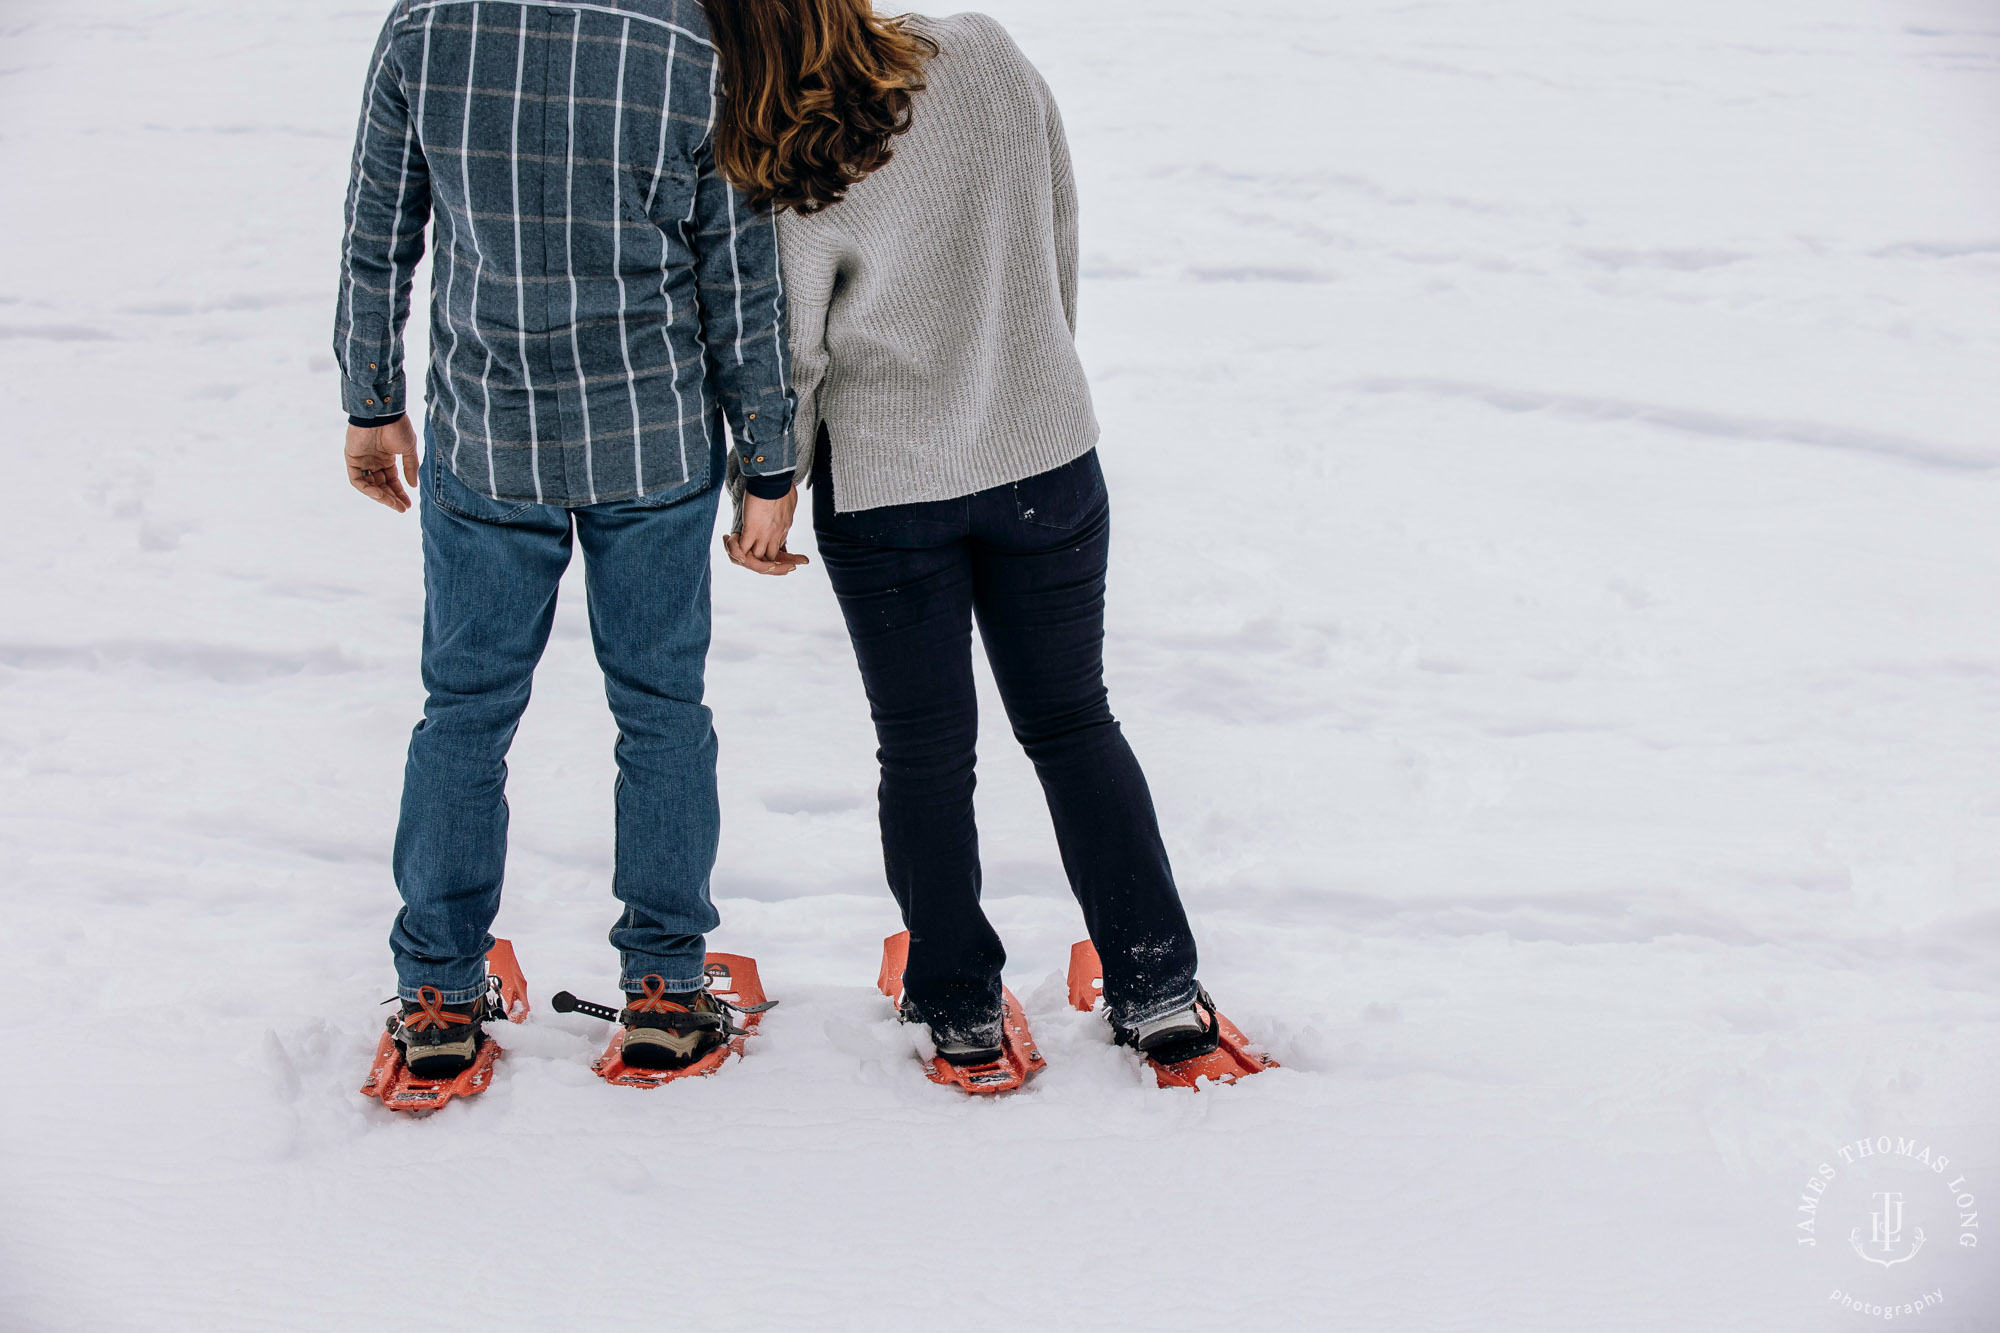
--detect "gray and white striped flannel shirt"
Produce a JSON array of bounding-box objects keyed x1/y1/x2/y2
[{"x1": 335, "y1": 0, "x2": 794, "y2": 507}]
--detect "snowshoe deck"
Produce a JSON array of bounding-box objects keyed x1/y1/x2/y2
[
  {"x1": 877, "y1": 931, "x2": 1045, "y2": 1095},
  {"x1": 1066, "y1": 939, "x2": 1275, "y2": 1089},
  {"x1": 361, "y1": 1029, "x2": 502, "y2": 1110},
  {"x1": 586, "y1": 953, "x2": 770, "y2": 1089},
  {"x1": 361, "y1": 939, "x2": 531, "y2": 1113}
]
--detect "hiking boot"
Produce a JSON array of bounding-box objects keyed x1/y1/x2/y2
[
  {"x1": 391, "y1": 986, "x2": 485, "y2": 1080},
  {"x1": 898, "y1": 995, "x2": 1004, "y2": 1067},
  {"x1": 1114, "y1": 988, "x2": 1221, "y2": 1066},
  {"x1": 619, "y1": 975, "x2": 731, "y2": 1070}
]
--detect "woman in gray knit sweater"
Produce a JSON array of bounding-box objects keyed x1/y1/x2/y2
[{"x1": 709, "y1": 0, "x2": 1222, "y2": 1073}]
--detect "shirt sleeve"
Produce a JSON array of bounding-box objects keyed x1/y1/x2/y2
[
  {"x1": 741, "y1": 470, "x2": 796, "y2": 500},
  {"x1": 689, "y1": 137, "x2": 796, "y2": 481},
  {"x1": 334, "y1": 10, "x2": 431, "y2": 424}
]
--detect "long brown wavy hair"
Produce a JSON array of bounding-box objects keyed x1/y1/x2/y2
[{"x1": 698, "y1": 0, "x2": 936, "y2": 214}]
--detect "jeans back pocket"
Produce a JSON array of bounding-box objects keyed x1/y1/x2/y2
[
  {"x1": 1014, "y1": 449, "x2": 1106, "y2": 529},
  {"x1": 428, "y1": 453, "x2": 540, "y2": 525}
]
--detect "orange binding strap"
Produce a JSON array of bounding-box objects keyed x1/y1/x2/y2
[{"x1": 402, "y1": 985, "x2": 474, "y2": 1033}]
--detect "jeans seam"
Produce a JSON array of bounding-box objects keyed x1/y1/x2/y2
[
  {"x1": 620, "y1": 975, "x2": 710, "y2": 994},
  {"x1": 396, "y1": 982, "x2": 490, "y2": 1005},
  {"x1": 434, "y1": 493, "x2": 537, "y2": 525}
]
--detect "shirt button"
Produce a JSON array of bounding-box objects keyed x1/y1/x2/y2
[
  {"x1": 748, "y1": 412, "x2": 756, "y2": 419},
  {"x1": 755, "y1": 456, "x2": 766, "y2": 463},
  {"x1": 365, "y1": 398, "x2": 375, "y2": 405},
  {"x1": 369, "y1": 363, "x2": 377, "y2": 370}
]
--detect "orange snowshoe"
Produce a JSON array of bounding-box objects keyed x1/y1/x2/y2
[
  {"x1": 361, "y1": 938, "x2": 531, "y2": 1113},
  {"x1": 553, "y1": 954, "x2": 774, "y2": 1089},
  {"x1": 1066, "y1": 939, "x2": 1275, "y2": 1089},
  {"x1": 877, "y1": 931, "x2": 1045, "y2": 1095}
]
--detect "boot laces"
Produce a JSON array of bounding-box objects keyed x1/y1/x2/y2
[
  {"x1": 626, "y1": 974, "x2": 703, "y2": 1015},
  {"x1": 626, "y1": 974, "x2": 753, "y2": 1036},
  {"x1": 404, "y1": 985, "x2": 475, "y2": 1033}
]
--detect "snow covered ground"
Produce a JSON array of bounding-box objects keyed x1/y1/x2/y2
[{"x1": 4, "y1": 0, "x2": 1999, "y2": 1328}]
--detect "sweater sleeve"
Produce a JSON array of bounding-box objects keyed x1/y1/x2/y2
[
  {"x1": 1031, "y1": 67, "x2": 1080, "y2": 334},
  {"x1": 778, "y1": 216, "x2": 840, "y2": 475}
]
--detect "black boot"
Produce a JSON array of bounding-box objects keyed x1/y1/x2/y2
[
  {"x1": 619, "y1": 976, "x2": 732, "y2": 1070},
  {"x1": 1113, "y1": 988, "x2": 1222, "y2": 1065},
  {"x1": 391, "y1": 986, "x2": 485, "y2": 1080},
  {"x1": 898, "y1": 995, "x2": 1004, "y2": 1066}
]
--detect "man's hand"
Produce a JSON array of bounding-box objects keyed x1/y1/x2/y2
[
  {"x1": 346, "y1": 416, "x2": 421, "y2": 512},
  {"x1": 725, "y1": 487, "x2": 810, "y2": 577}
]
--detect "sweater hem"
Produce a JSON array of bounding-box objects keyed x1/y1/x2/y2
[{"x1": 826, "y1": 415, "x2": 1102, "y2": 514}]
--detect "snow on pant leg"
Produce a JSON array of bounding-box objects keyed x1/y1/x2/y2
[
  {"x1": 573, "y1": 480, "x2": 723, "y2": 993},
  {"x1": 813, "y1": 469, "x2": 1005, "y2": 1039},
  {"x1": 966, "y1": 450, "x2": 1200, "y2": 1027},
  {"x1": 390, "y1": 455, "x2": 573, "y2": 1003}
]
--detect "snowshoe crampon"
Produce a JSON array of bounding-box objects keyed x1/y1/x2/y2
[
  {"x1": 554, "y1": 953, "x2": 772, "y2": 1089},
  {"x1": 361, "y1": 939, "x2": 531, "y2": 1113},
  {"x1": 1066, "y1": 940, "x2": 1275, "y2": 1089},
  {"x1": 877, "y1": 931, "x2": 1045, "y2": 1095}
]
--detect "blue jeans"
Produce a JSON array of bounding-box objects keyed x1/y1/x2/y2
[
  {"x1": 813, "y1": 445, "x2": 1200, "y2": 1036},
  {"x1": 390, "y1": 446, "x2": 723, "y2": 1003}
]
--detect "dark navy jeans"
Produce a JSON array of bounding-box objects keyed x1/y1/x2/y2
[
  {"x1": 813, "y1": 446, "x2": 1199, "y2": 1037},
  {"x1": 390, "y1": 442, "x2": 723, "y2": 1003}
]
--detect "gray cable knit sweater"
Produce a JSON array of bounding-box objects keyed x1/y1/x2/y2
[{"x1": 775, "y1": 11, "x2": 1100, "y2": 513}]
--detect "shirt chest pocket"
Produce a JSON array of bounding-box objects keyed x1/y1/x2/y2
[
  {"x1": 632, "y1": 159, "x2": 698, "y2": 232},
  {"x1": 615, "y1": 159, "x2": 699, "y2": 276}
]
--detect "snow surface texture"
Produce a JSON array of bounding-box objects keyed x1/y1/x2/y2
[{"x1": 3, "y1": 1, "x2": 1999, "y2": 1329}]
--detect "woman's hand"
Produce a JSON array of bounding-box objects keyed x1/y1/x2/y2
[{"x1": 726, "y1": 488, "x2": 811, "y2": 576}]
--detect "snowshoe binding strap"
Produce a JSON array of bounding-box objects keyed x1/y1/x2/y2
[
  {"x1": 479, "y1": 971, "x2": 512, "y2": 1022},
  {"x1": 550, "y1": 990, "x2": 621, "y2": 1021}
]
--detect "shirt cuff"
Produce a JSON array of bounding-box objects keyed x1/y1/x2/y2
[
  {"x1": 742, "y1": 471, "x2": 795, "y2": 501},
  {"x1": 348, "y1": 411, "x2": 407, "y2": 429}
]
